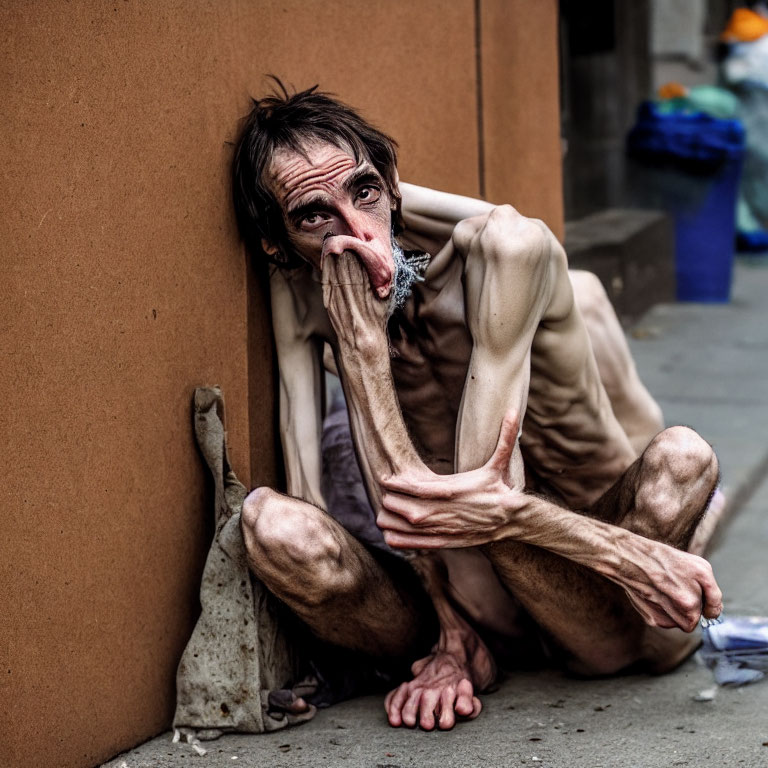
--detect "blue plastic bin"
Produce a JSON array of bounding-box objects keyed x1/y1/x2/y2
[{"x1": 627, "y1": 103, "x2": 745, "y2": 302}]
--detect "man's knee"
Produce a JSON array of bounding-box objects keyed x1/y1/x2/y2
[
  {"x1": 240, "y1": 486, "x2": 278, "y2": 547},
  {"x1": 633, "y1": 427, "x2": 718, "y2": 544},
  {"x1": 570, "y1": 270, "x2": 609, "y2": 325},
  {"x1": 642, "y1": 426, "x2": 718, "y2": 488},
  {"x1": 241, "y1": 487, "x2": 343, "y2": 573}
]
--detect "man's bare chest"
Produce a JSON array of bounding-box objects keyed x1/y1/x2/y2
[{"x1": 386, "y1": 285, "x2": 473, "y2": 473}]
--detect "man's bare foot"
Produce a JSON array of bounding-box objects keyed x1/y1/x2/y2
[
  {"x1": 384, "y1": 630, "x2": 495, "y2": 730},
  {"x1": 385, "y1": 652, "x2": 481, "y2": 730}
]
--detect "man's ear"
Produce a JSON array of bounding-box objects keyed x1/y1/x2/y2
[
  {"x1": 393, "y1": 167, "x2": 401, "y2": 207},
  {"x1": 261, "y1": 238, "x2": 279, "y2": 257}
]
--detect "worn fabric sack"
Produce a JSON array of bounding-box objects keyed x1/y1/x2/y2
[{"x1": 173, "y1": 387, "x2": 316, "y2": 739}]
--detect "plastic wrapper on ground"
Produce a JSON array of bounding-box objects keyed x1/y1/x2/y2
[{"x1": 698, "y1": 616, "x2": 768, "y2": 686}]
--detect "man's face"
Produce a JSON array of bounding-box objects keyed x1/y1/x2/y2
[{"x1": 265, "y1": 141, "x2": 396, "y2": 297}]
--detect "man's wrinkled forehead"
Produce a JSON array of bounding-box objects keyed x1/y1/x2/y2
[{"x1": 268, "y1": 140, "x2": 374, "y2": 211}]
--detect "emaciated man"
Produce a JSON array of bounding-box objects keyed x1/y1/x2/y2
[{"x1": 230, "y1": 83, "x2": 724, "y2": 731}]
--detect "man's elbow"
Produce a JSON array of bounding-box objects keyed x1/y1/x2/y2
[{"x1": 455, "y1": 204, "x2": 562, "y2": 274}]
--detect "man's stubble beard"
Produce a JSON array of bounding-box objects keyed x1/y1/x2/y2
[{"x1": 387, "y1": 232, "x2": 423, "y2": 318}]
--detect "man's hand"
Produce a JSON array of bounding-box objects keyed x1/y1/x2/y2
[
  {"x1": 322, "y1": 248, "x2": 390, "y2": 349},
  {"x1": 384, "y1": 628, "x2": 494, "y2": 730},
  {"x1": 377, "y1": 410, "x2": 521, "y2": 549},
  {"x1": 323, "y1": 233, "x2": 394, "y2": 298},
  {"x1": 610, "y1": 537, "x2": 723, "y2": 632},
  {"x1": 378, "y1": 408, "x2": 722, "y2": 633}
]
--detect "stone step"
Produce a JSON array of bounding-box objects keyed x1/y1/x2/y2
[{"x1": 565, "y1": 207, "x2": 675, "y2": 325}]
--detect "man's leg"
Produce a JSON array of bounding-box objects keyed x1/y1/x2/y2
[
  {"x1": 240, "y1": 487, "x2": 434, "y2": 658},
  {"x1": 484, "y1": 425, "x2": 720, "y2": 676},
  {"x1": 569, "y1": 270, "x2": 664, "y2": 455}
]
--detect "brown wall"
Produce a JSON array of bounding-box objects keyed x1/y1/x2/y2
[
  {"x1": 481, "y1": 0, "x2": 564, "y2": 236},
  {"x1": 0, "y1": 2, "x2": 561, "y2": 766}
]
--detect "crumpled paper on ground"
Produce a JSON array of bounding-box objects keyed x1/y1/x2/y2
[{"x1": 698, "y1": 615, "x2": 768, "y2": 686}]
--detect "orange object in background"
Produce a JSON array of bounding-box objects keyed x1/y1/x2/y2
[
  {"x1": 721, "y1": 7, "x2": 768, "y2": 43},
  {"x1": 658, "y1": 82, "x2": 688, "y2": 100}
]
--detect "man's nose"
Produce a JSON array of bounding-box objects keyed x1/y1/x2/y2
[{"x1": 337, "y1": 203, "x2": 374, "y2": 242}]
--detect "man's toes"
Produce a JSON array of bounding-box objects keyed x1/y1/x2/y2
[
  {"x1": 401, "y1": 690, "x2": 421, "y2": 727},
  {"x1": 385, "y1": 685, "x2": 407, "y2": 727},
  {"x1": 454, "y1": 679, "x2": 475, "y2": 716},
  {"x1": 419, "y1": 689, "x2": 440, "y2": 730},
  {"x1": 386, "y1": 706, "x2": 402, "y2": 728},
  {"x1": 439, "y1": 687, "x2": 457, "y2": 730}
]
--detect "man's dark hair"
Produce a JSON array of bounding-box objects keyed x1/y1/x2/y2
[{"x1": 232, "y1": 78, "x2": 402, "y2": 269}]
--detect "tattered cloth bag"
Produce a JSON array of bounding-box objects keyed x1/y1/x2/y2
[{"x1": 173, "y1": 387, "x2": 317, "y2": 742}]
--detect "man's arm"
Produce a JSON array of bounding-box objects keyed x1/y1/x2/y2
[
  {"x1": 401, "y1": 182, "x2": 665, "y2": 462},
  {"x1": 453, "y1": 205, "x2": 637, "y2": 505},
  {"x1": 378, "y1": 437, "x2": 722, "y2": 631},
  {"x1": 377, "y1": 206, "x2": 721, "y2": 630},
  {"x1": 399, "y1": 181, "x2": 494, "y2": 255},
  {"x1": 270, "y1": 267, "x2": 328, "y2": 508},
  {"x1": 321, "y1": 250, "x2": 494, "y2": 729}
]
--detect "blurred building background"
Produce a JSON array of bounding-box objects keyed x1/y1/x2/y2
[
  {"x1": 561, "y1": 0, "x2": 741, "y2": 219},
  {"x1": 560, "y1": 0, "x2": 748, "y2": 321}
]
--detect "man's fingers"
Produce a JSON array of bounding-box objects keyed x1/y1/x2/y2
[
  {"x1": 701, "y1": 575, "x2": 723, "y2": 620},
  {"x1": 626, "y1": 590, "x2": 684, "y2": 630},
  {"x1": 626, "y1": 589, "x2": 663, "y2": 627},
  {"x1": 322, "y1": 240, "x2": 362, "y2": 268},
  {"x1": 380, "y1": 471, "x2": 451, "y2": 499},
  {"x1": 380, "y1": 494, "x2": 430, "y2": 525},
  {"x1": 379, "y1": 473, "x2": 427, "y2": 495},
  {"x1": 377, "y1": 508, "x2": 419, "y2": 533},
  {"x1": 383, "y1": 530, "x2": 449, "y2": 550},
  {"x1": 322, "y1": 238, "x2": 393, "y2": 296},
  {"x1": 488, "y1": 408, "x2": 520, "y2": 475},
  {"x1": 321, "y1": 244, "x2": 347, "y2": 277}
]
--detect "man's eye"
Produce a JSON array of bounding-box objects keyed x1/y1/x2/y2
[
  {"x1": 357, "y1": 186, "x2": 381, "y2": 203},
  {"x1": 301, "y1": 212, "x2": 325, "y2": 228}
]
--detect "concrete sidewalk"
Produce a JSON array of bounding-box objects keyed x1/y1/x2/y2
[{"x1": 105, "y1": 260, "x2": 768, "y2": 768}]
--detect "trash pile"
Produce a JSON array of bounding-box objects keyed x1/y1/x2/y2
[
  {"x1": 626, "y1": 100, "x2": 745, "y2": 302},
  {"x1": 653, "y1": 6, "x2": 768, "y2": 254}
]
